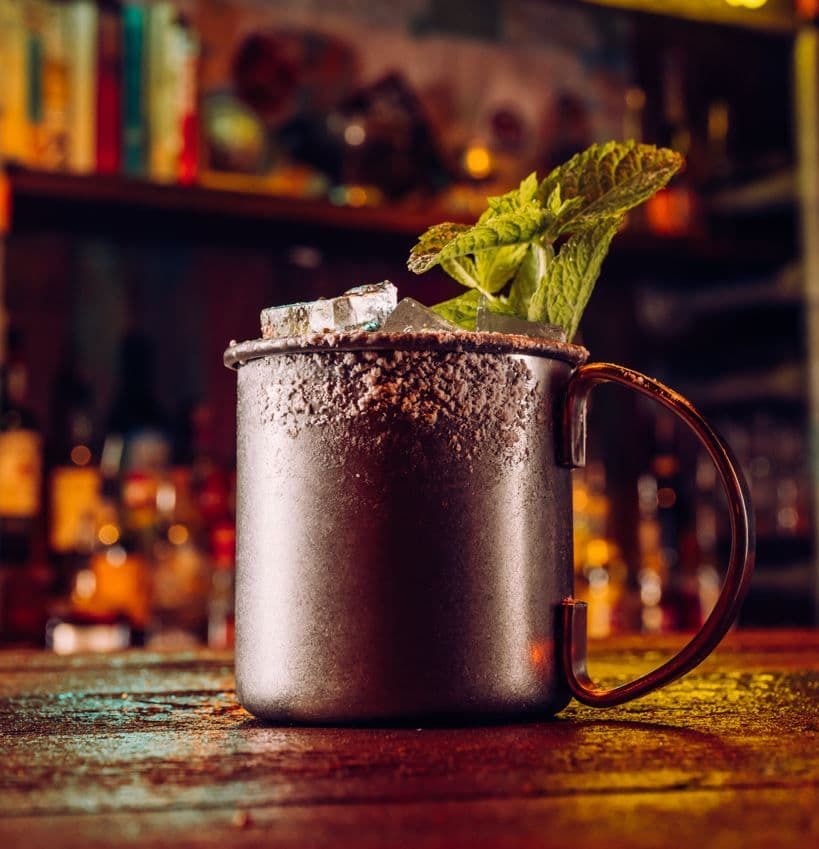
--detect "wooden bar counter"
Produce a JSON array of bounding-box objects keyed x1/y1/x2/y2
[{"x1": 1, "y1": 630, "x2": 818, "y2": 848}]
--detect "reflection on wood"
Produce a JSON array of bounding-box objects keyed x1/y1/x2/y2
[{"x1": 0, "y1": 631, "x2": 817, "y2": 847}]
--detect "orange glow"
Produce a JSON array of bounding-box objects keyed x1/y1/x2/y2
[
  {"x1": 98, "y1": 523, "x2": 120, "y2": 546},
  {"x1": 645, "y1": 187, "x2": 695, "y2": 237},
  {"x1": 653, "y1": 455, "x2": 679, "y2": 477},
  {"x1": 573, "y1": 485, "x2": 589, "y2": 512},
  {"x1": 724, "y1": 0, "x2": 767, "y2": 8},
  {"x1": 798, "y1": 0, "x2": 819, "y2": 19},
  {"x1": 346, "y1": 185, "x2": 368, "y2": 207},
  {"x1": 463, "y1": 144, "x2": 492, "y2": 179},
  {"x1": 657, "y1": 487, "x2": 677, "y2": 509},
  {"x1": 529, "y1": 641, "x2": 548, "y2": 667},
  {"x1": 70, "y1": 445, "x2": 92, "y2": 466},
  {"x1": 168, "y1": 523, "x2": 190, "y2": 545},
  {"x1": 586, "y1": 538, "x2": 610, "y2": 567}
]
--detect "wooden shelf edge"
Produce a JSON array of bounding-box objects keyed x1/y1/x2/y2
[
  {"x1": 4, "y1": 167, "x2": 790, "y2": 264},
  {"x1": 5, "y1": 167, "x2": 469, "y2": 238}
]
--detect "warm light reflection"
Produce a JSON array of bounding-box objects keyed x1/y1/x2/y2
[
  {"x1": 346, "y1": 185, "x2": 368, "y2": 207},
  {"x1": 344, "y1": 123, "x2": 366, "y2": 146},
  {"x1": 70, "y1": 445, "x2": 92, "y2": 466},
  {"x1": 529, "y1": 641, "x2": 548, "y2": 668},
  {"x1": 657, "y1": 487, "x2": 677, "y2": 509},
  {"x1": 586, "y1": 538, "x2": 610, "y2": 567},
  {"x1": 106, "y1": 545, "x2": 127, "y2": 566},
  {"x1": 98, "y1": 523, "x2": 120, "y2": 546},
  {"x1": 724, "y1": 0, "x2": 768, "y2": 9},
  {"x1": 74, "y1": 569, "x2": 96, "y2": 600},
  {"x1": 168, "y1": 523, "x2": 189, "y2": 545},
  {"x1": 464, "y1": 144, "x2": 492, "y2": 179}
]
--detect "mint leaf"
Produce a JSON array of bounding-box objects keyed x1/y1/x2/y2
[
  {"x1": 508, "y1": 242, "x2": 551, "y2": 315},
  {"x1": 441, "y1": 257, "x2": 480, "y2": 290},
  {"x1": 409, "y1": 142, "x2": 683, "y2": 341},
  {"x1": 479, "y1": 172, "x2": 539, "y2": 222},
  {"x1": 538, "y1": 141, "x2": 683, "y2": 233},
  {"x1": 528, "y1": 217, "x2": 623, "y2": 338},
  {"x1": 408, "y1": 222, "x2": 470, "y2": 274},
  {"x1": 409, "y1": 205, "x2": 550, "y2": 278},
  {"x1": 430, "y1": 289, "x2": 481, "y2": 330},
  {"x1": 478, "y1": 293, "x2": 517, "y2": 316},
  {"x1": 474, "y1": 242, "x2": 530, "y2": 294}
]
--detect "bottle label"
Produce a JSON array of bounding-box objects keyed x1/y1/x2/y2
[
  {"x1": 0, "y1": 430, "x2": 42, "y2": 517},
  {"x1": 50, "y1": 465, "x2": 101, "y2": 552}
]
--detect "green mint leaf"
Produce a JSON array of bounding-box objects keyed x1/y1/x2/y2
[
  {"x1": 479, "y1": 294, "x2": 517, "y2": 316},
  {"x1": 508, "y1": 242, "x2": 552, "y2": 315},
  {"x1": 543, "y1": 186, "x2": 584, "y2": 239},
  {"x1": 430, "y1": 289, "x2": 482, "y2": 330},
  {"x1": 434, "y1": 205, "x2": 549, "y2": 270},
  {"x1": 479, "y1": 172, "x2": 539, "y2": 222},
  {"x1": 441, "y1": 256, "x2": 480, "y2": 290},
  {"x1": 528, "y1": 217, "x2": 623, "y2": 338},
  {"x1": 538, "y1": 141, "x2": 683, "y2": 232},
  {"x1": 409, "y1": 142, "x2": 684, "y2": 342},
  {"x1": 408, "y1": 222, "x2": 470, "y2": 274},
  {"x1": 474, "y1": 242, "x2": 530, "y2": 294}
]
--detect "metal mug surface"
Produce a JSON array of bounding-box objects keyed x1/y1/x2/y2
[{"x1": 224, "y1": 332, "x2": 754, "y2": 723}]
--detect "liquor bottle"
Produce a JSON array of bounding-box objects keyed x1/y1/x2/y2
[
  {"x1": 64, "y1": 433, "x2": 150, "y2": 646},
  {"x1": 637, "y1": 412, "x2": 690, "y2": 633},
  {"x1": 646, "y1": 47, "x2": 699, "y2": 236},
  {"x1": 48, "y1": 352, "x2": 100, "y2": 595},
  {"x1": 572, "y1": 461, "x2": 631, "y2": 638},
  {"x1": 0, "y1": 326, "x2": 46, "y2": 643},
  {"x1": 0, "y1": 326, "x2": 41, "y2": 566},
  {"x1": 185, "y1": 400, "x2": 230, "y2": 532},
  {"x1": 107, "y1": 331, "x2": 171, "y2": 476},
  {"x1": 148, "y1": 474, "x2": 208, "y2": 648},
  {"x1": 207, "y1": 520, "x2": 235, "y2": 649}
]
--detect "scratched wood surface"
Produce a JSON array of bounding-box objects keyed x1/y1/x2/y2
[{"x1": 1, "y1": 631, "x2": 818, "y2": 849}]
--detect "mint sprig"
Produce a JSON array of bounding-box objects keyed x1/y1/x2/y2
[{"x1": 408, "y1": 141, "x2": 683, "y2": 340}]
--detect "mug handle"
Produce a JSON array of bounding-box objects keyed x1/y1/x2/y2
[{"x1": 558, "y1": 362, "x2": 755, "y2": 707}]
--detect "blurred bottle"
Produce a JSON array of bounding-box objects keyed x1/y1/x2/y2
[
  {"x1": 572, "y1": 462, "x2": 631, "y2": 637},
  {"x1": 636, "y1": 412, "x2": 682, "y2": 633},
  {"x1": 56, "y1": 435, "x2": 150, "y2": 648},
  {"x1": 646, "y1": 47, "x2": 699, "y2": 236},
  {"x1": 183, "y1": 400, "x2": 232, "y2": 536},
  {"x1": 0, "y1": 326, "x2": 41, "y2": 565},
  {"x1": 48, "y1": 351, "x2": 101, "y2": 595},
  {"x1": 207, "y1": 520, "x2": 235, "y2": 649},
  {"x1": 148, "y1": 475, "x2": 208, "y2": 648},
  {"x1": 694, "y1": 450, "x2": 721, "y2": 624},
  {"x1": 705, "y1": 99, "x2": 732, "y2": 186},
  {"x1": 107, "y1": 331, "x2": 171, "y2": 478},
  {"x1": 636, "y1": 472, "x2": 670, "y2": 633},
  {"x1": 0, "y1": 326, "x2": 48, "y2": 644}
]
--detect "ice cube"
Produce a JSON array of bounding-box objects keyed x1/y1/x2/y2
[
  {"x1": 260, "y1": 281, "x2": 398, "y2": 339},
  {"x1": 476, "y1": 299, "x2": 567, "y2": 342},
  {"x1": 380, "y1": 298, "x2": 460, "y2": 333}
]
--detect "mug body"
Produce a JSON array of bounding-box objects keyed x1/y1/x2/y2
[{"x1": 230, "y1": 334, "x2": 587, "y2": 723}]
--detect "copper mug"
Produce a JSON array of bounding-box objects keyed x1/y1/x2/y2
[{"x1": 224, "y1": 332, "x2": 753, "y2": 723}]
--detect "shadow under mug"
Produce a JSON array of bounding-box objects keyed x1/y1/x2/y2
[{"x1": 224, "y1": 332, "x2": 754, "y2": 723}]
